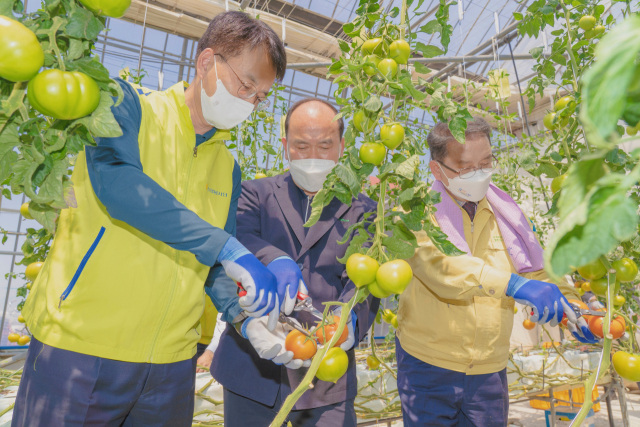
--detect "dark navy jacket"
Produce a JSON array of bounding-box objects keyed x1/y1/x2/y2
[{"x1": 208, "y1": 171, "x2": 379, "y2": 410}]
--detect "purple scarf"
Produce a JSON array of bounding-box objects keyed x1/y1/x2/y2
[{"x1": 432, "y1": 181, "x2": 544, "y2": 273}]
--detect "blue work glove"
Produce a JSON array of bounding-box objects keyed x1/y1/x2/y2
[
  {"x1": 567, "y1": 317, "x2": 600, "y2": 344},
  {"x1": 267, "y1": 256, "x2": 307, "y2": 315},
  {"x1": 507, "y1": 274, "x2": 576, "y2": 327},
  {"x1": 219, "y1": 237, "x2": 279, "y2": 330},
  {"x1": 332, "y1": 307, "x2": 357, "y2": 351}
]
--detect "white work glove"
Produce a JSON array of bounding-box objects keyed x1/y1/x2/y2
[
  {"x1": 567, "y1": 317, "x2": 600, "y2": 344},
  {"x1": 241, "y1": 316, "x2": 311, "y2": 369},
  {"x1": 332, "y1": 307, "x2": 357, "y2": 351}
]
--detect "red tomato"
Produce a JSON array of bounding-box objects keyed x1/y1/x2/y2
[
  {"x1": 588, "y1": 313, "x2": 625, "y2": 339},
  {"x1": 285, "y1": 330, "x2": 317, "y2": 360},
  {"x1": 315, "y1": 316, "x2": 348, "y2": 347}
]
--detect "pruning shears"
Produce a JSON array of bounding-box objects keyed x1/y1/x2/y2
[
  {"x1": 235, "y1": 281, "x2": 324, "y2": 321},
  {"x1": 568, "y1": 302, "x2": 606, "y2": 318}
]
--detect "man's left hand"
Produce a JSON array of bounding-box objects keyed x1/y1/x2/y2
[
  {"x1": 333, "y1": 307, "x2": 357, "y2": 351},
  {"x1": 196, "y1": 350, "x2": 214, "y2": 373},
  {"x1": 267, "y1": 256, "x2": 307, "y2": 315}
]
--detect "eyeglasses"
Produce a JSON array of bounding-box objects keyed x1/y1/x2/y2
[
  {"x1": 215, "y1": 54, "x2": 270, "y2": 111},
  {"x1": 437, "y1": 155, "x2": 498, "y2": 179}
]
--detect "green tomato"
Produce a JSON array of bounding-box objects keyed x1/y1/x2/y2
[
  {"x1": 612, "y1": 351, "x2": 640, "y2": 382},
  {"x1": 612, "y1": 258, "x2": 638, "y2": 283},
  {"x1": 78, "y1": 0, "x2": 132, "y2": 18},
  {"x1": 316, "y1": 347, "x2": 349, "y2": 383},
  {"x1": 353, "y1": 110, "x2": 376, "y2": 133},
  {"x1": 584, "y1": 29, "x2": 598, "y2": 39},
  {"x1": 589, "y1": 277, "x2": 620, "y2": 297},
  {"x1": 554, "y1": 96, "x2": 575, "y2": 113},
  {"x1": 377, "y1": 58, "x2": 398, "y2": 79},
  {"x1": 27, "y1": 69, "x2": 100, "y2": 120},
  {"x1": 543, "y1": 112, "x2": 568, "y2": 130},
  {"x1": 376, "y1": 260, "x2": 413, "y2": 295},
  {"x1": 363, "y1": 55, "x2": 381, "y2": 76},
  {"x1": 577, "y1": 259, "x2": 607, "y2": 280},
  {"x1": 367, "y1": 355, "x2": 381, "y2": 370},
  {"x1": 626, "y1": 126, "x2": 638, "y2": 136},
  {"x1": 380, "y1": 123, "x2": 405, "y2": 150},
  {"x1": 359, "y1": 142, "x2": 386, "y2": 166},
  {"x1": 258, "y1": 111, "x2": 267, "y2": 118},
  {"x1": 346, "y1": 253, "x2": 379, "y2": 287},
  {"x1": 381, "y1": 309, "x2": 395, "y2": 323},
  {"x1": 594, "y1": 25, "x2": 605, "y2": 35},
  {"x1": 579, "y1": 15, "x2": 596, "y2": 31},
  {"x1": 20, "y1": 203, "x2": 33, "y2": 220},
  {"x1": 389, "y1": 40, "x2": 410, "y2": 65},
  {"x1": 0, "y1": 16, "x2": 45, "y2": 82},
  {"x1": 613, "y1": 295, "x2": 626, "y2": 308},
  {"x1": 391, "y1": 315, "x2": 398, "y2": 329},
  {"x1": 362, "y1": 38, "x2": 385, "y2": 56},
  {"x1": 550, "y1": 174, "x2": 568, "y2": 194},
  {"x1": 28, "y1": 70, "x2": 101, "y2": 120},
  {"x1": 368, "y1": 280, "x2": 392, "y2": 298}
]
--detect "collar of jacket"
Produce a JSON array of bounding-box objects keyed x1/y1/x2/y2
[{"x1": 274, "y1": 172, "x2": 350, "y2": 259}]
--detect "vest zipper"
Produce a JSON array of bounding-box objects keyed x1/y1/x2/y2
[
  {"x1": 471, "y1": 221, "x2": 474, "y2": 233},
  {"x1": 147, "y1": 149, "x2": 197, "y2": 362}
]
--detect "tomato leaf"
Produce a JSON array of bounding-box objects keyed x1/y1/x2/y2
[
  {"x1": 335, "y1": 164, "x2": 360, "y2": 195},
  {"x1": 28, "y1": 202, "x2": 59, "y2": 233},
  {"x1": 580, "y1": 15, "x2": 640, "y2": 144},
  {"x1": 73, "y1": 92, "x2": 123, "y2": 138},
  {"x1": 400, "y1": 77, "x2": 427, "y2": 101},
  {"x1": 65, "y1": 7, "x2": 104, "y2": 40},
  {"x1": 558, "y1": 158, "x2": 605, "y2": 219},
  {"x1": 423, "y1": 221, "x2": 466, "y2": 256},
  {"x1": 0, "y1": 123, "x2": 19, "y2": 183},
  {"x1": 0, "y1": 0, "x2": 18, "y2": 17},
  {"x1": 363, "y1": 95, "x2": 382, "y2": 113},
  {"x1": 382, "y1": 235, "x2": 415, "y2": 260},
  {"x1": 546, "y1": 171, "x2": 640, "y2": 279},
  {"x1": 415, "y1": 42, "x2": 444, "y2": 58},
  {"x1": 68, "y1": 57, "x2": 111, "y2": 82},
  {"x1": 448, "y1": 116, "x2": 467, "y2": 144}
]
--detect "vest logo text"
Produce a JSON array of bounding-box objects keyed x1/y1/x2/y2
[{"x1": 206, "y1": 185, "x2": 228, "y2": 198}]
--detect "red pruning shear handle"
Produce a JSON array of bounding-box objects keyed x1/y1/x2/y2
[{"x1": 235, "y1": 281, "x2": 308, "y2": 300}]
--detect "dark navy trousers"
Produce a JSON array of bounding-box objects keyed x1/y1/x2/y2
[
  {"x1": 12, "y1": 338, "x2": 197, "y2": 427},
  {"x1": 396, "y1": 336, "x2": 508, "y2": 427},
  {"x1": 223, "y1": 387, "x2": 357, "y2": 427}
]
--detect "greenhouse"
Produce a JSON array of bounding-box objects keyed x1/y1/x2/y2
[{"x1": 0, "y1": 0, "x2": 639, "y2": 425}]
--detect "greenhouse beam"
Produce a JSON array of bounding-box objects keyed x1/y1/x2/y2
[{"x1": 286, "y1": 53, "x2": 552, "y2": 70}]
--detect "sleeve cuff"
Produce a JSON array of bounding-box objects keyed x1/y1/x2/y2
[{"x1": 479, "y1": 266, "x2": 511, "y2": 299}]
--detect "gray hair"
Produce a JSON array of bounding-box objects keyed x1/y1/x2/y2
[{"x1": 427, "y1": 118, "x2": 492, "y2": 162}]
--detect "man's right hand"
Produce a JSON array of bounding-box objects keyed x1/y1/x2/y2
[
  {"x1": 507, "y1": 275, "x2": 576, "y2": 326},
  {"x1": 219, "y1": 237, "x2": 280, "y2": 330},
  {"x1": 241, "y1": 316, "x2": 312, "y2": 370}
]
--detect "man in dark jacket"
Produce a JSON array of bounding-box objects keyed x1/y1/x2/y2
[{"x1": 207, "y1": 98, "x2": 379, "y2": 426}]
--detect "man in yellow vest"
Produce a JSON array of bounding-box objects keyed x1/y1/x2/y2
[
  {"x1": 13, "y1": 12, "x2": 303, "y2": 427},
  {"x1": 395, "y1": 119, "x2": 596, "y2": 426}
]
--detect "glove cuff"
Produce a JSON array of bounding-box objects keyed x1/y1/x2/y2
[
  {"x1": 270, "y1": 256, "x2": 294, "y2": 264},
  {"x1": 506, "y1": 274, "x2": 529, "y2": 297},
  {"x1": 218, "y1": 237, "x2": 251, "y2": 263},
  {"x1": 240, "y1": 317, "x2": 254, "y2": 339}
]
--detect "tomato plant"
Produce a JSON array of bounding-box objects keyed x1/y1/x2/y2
[
  {"x1": 284, "y1": 330, "x2": 317, "y2": 360},
  {"x1": 316, "y1": 347, "x2": 349, "y2": 383},
  {"x1": 314, "y1": 316, "x2": 348, "y2": 347},
  {"x1": 0, "y1": 16, "x2": 44, "y2": 82}
]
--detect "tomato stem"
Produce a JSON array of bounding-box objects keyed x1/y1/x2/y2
[{"x1": 268, "y1": 288, "x2": 365, "y2": 427}]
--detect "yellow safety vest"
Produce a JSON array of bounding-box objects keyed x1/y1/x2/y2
[
  {"x1": 199, "y1": 296, "x2": 218, "y2": 345},
  {"x1": 23, "y1": 82, "x2": 234, "y2": 364}
]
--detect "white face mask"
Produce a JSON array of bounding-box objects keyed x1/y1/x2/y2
[
  {"x1": 287, "y1": 146, "x2": 336, "y2": 193},
  {"x1": 200, "y1": 56, "x2": 254, "y2": 130},
  {"x1": 438, "y1": 163, "x2": 493, "y2": 203}
]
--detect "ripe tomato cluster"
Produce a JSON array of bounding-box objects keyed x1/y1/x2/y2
[{"x1": 346, "y1": 253, "x2": 413, "y2": 298}]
